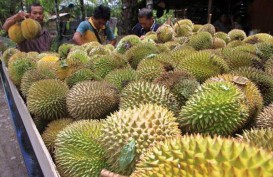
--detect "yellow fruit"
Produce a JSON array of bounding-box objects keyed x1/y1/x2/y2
[
  {"x1": 8, "y1": 23, "x2": 25, "y2": 43},
  {"x1": 21, "y1": 18, "x2": 41, "y2": 40}
]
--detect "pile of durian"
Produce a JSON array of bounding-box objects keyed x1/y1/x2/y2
[{"x1": 1, "y1": 19, "x2": 273, "y2": 177}]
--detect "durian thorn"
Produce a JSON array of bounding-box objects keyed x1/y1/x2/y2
[{"x1": 100, "y1": 169, "x2": 128, "y2": 177}]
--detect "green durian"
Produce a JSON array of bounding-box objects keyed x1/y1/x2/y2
[
  {"x1": 89, "y1": 45, "x2": 111, "y2": 56},
  {"x1": 193, "y1": 24, "x2": 203, "y2": 32},
  {"x1": 2, "y1": 48, "x2": 20, "y2": 66},
  {"x1": 66, "y1": 81, "x2": 119, "y2": 120},
  {"x1": 174, "y1": 19, "x2": 194, "y2": 37},
  {"x1": 226, "y1": 40, "x2": 245, "y2": 48},
  {"x1": 99, "y1": 104, "x2": 181, "y2": 175},
  {"x1": 214, "y1": 31, "x2": 230, "y2": 43},
  {"x1": 228, "y1": 29, "x2": 247, "y2": 41},
  {"x1": 198, "y1": 24, "x2": 216, "y2": 35},
  {"x1": 55, "y1": 120, "x2": 107, "y2": 177},
  {"x1": 156, "y1": 24, "x2": 174, "y2": 43},
  {"x1": 66, "y1": 49, "x2": 90, "y2": 68},
  {"x1": 212, "y1": 37, "x2": 226, "y2": 49},
  {"x1": 256, "y1": 104, "x2": 273, "y2": 128},
  {"x1": 27, "y1": 79, "x2": 69, "y2": 120},
  {"x1": 244, "y1": 33, "x2": 273, "y2": 44},
  {"x1": 255, "y1": 42, "x2": 273, "y2": 60},
  {"x1": 188, "y1": 31, "x2": 213, "y2": 50},
  {"x1": 115, "y1": 35, "x2": 141, "y2": 54},
  {"x1": 178, "y1": 81, "x2": 249, "y2": 135},
  {"x1": 58, "y1": 43, "x2": 75, "y2": 59}
]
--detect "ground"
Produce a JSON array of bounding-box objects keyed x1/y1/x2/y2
[{"x1": 0, "y1": 80, "x2": 28, "y2": 177}]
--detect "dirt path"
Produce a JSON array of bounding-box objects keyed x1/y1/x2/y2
[{"x1": 0, "y1": 80, "x2": 28, "y2": 177}]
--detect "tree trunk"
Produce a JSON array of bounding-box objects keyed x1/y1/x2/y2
[
  {"x1": 79, "y1": 0, "x2": 85, "y2": 21},
  {"x1": 118, "y1": 0, "x2": 139, "y2": 35}
]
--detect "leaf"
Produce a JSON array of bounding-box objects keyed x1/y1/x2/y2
[
  {"x1": 118, "y1": 139, "x2": 136, "y2": 171},
  {"x1": 60, "y1": 59, "x2": 68, "y2": 68}
]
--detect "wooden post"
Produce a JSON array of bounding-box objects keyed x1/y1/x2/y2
[
  {"x1": 79, "y1": 0, "x2": 85, "y2": 21},
  {"x1": 54, "y1": 0, "x2": 61, "y2": 40},
  {"x1": 207, "y1": 0, "x2": 213, "y2": 23}
]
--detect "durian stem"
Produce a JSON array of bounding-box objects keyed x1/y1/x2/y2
[
  {"x1": 100, "y1": 169, "x2": 128, "y2": 177},
  {"x1": 208, "y1": 14, "x2": 212, "y2": 24}
]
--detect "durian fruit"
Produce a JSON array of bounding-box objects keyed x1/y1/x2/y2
[
  {"x1": 125, "y1": 43, "x2": 159, "y2": 69},
  {"x1": 256, "y1": 104, "x2": 273, "y2": 128},
  {"x1": 104, "y1": 68, "x2": 136, "y2": 91},
  {"x1": 178, "y1": 81, "x2": 249, "y2": 135},
  {"x1": 27, "y1": 52, "x2": 39, "y2": 61},
  {"x1": 238, "y1": 128, "x2": 273, "y2": 152},
  {"x1": 212, "y1": 37, "x2": 226, "y2": 49},
  {"x1": 33, "y1": 116, "x2": 51, "y2": 133},
  {"x1": 232, "y1": 67, "x2": 273, "y2": 105},
  {"x1": 206, "y1": 74, "x2": 263, "y2": 128},
  {"x1": 115, "y1": 35, "x2": 141, "y2": 54},
  {"x1": 58, "y1": 43, "x2": 75, "y2": 58},
  {"x1": 156, "y1": 24, "x2": 174, "y2": 43},
  {"x1": 136, "y1": 59, "x2": 173, "y2": 82},
  {"x1": 37, "y1": 52, "x2": 59, "y2": 60},
  {"x1": 104, "y1": 44, "x2": 115, "y2": 51},
  {"x1": 65, "y1": 68, "x2": 101, "y2": 88},
  {"x1": 8, "y1": 23, "x2": 25, "y2": 43},
  {"x1": 228, "y1": 29, "x2": 247, "y2": 41},
  {"x1": 188, "y1": 31, "x2": 213, "y2": 50},
  {"x1": 226, "y1": 40, "x2": 245, "y2": 48},
  {"x1": 222, "y1": 48, "x2": 262, "y2": 69},
  {"x1": 171, "y1": 78, "x2": 200, "y2": 106},
  {"x1": 89, "y1": 45, "x2": 111, "y2": 56},
  {"x1": 233, "y1": 44, "x2": 257, "y2": 54},
  {"x1": 176, "y1": 51, "x2": 229, "y2": 82},
  {"x1": 244, "y1": 33, "x2": 273, "y2": 44},
  {"x1": 27, "y1": 79, "x2": 69, "y2": 120},
  {"x1": 8, "y1": 56, "x2": 36, "y2": 86},
  {"x1": 131, "y1": 135, "x2": 273, "y2": 177},
  {"x1": 37, "y1": 55, "x2": 59, "y2": 71},
  {"x1": 66, "y1": 81, "x2": 119, "y2": 120},
  {"x1": 69, "y1": 45, "x2": 85, "y2": 53},
  {"x1": 55, "y1": 120, "x2": 107, "y2": 177},
  {"x1": 255, "y1": 42, "x2": 273, "y2": 60},
  {"x1": 141, "y1": 38, "x2": 156, "y2": 44},
  {"x1": 82, "y1": 41, "x2": 101, "y2": 53},
  {"x1": 93, "y1": 53, "x2": 128, "y2": 78},
  {"x1": 99, "y1": 104, "x2": 181, "y2": 175},
  {"x1": 20, "y1": 69, "x2": 56, "y2": 97},
  {"x1": 144, "y1": 31, "x2": 158, "y2": 42},
  {"x1": 193, "y1": 24, "x2": 203, "y2": 33},
  {"x1": 21, "y1": 18, "x2": 41, "y2": 40},
  {"x1": 198, "y1": 24, "x2": 216, "y2": 35},
  {"x1": 265, "y1": 58, "x2": 273, "y2": 74},
  {"x1": 120, "y1": 81, "x2": 180, "y2": 115},
  {"x1": 155, "y1": 43, "x2": 170, "y2": 53},
  {"x1": 164, "y1": 41, "x2": 181, "y2": 50},
  {"x1": 173, "y1": 36, "x2": 189, "y2": 45},
  {"x1": 41, "y1": 118, "x2": 73, "y2": 155},
  {"x1": 174, "y1": 19, "x2": 194, "y2": 37},
  {"x1": 67, "y1": 49, "x2": 90, "y2": 68},
  {"x1": 2, "y1": 48, "x2": 20, "y2": 66},
  {"x1": 214, "y1": 31, "x2": 230, "y2": 43}
]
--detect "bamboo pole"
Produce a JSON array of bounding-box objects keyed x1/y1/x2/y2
[{"x1": 207, "y1": 0, "x2": 213, "y2": 23}]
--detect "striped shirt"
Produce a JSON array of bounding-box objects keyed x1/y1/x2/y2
[{"x1": 17, "y1": 29, "x2": 52, "y2": 53}]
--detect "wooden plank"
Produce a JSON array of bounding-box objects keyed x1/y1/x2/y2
[{"x1": 2, "y1": 63, "x2": 60, "y2": 177}]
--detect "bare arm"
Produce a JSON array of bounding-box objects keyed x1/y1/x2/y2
[
  {"x1": 2, "y1": 11, "x2": 29, "y2": 31},
  {"x1": 72, "y1": 31, "x2": 84, "y2": 45},
  {"x1": 109, "y1": 39, "x2": 116, "y2": 46}
]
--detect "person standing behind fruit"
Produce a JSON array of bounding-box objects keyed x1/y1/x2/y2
[
  {"x1": 72, "y1": 5, "x2": 116, "y2": 46},
  {"x1": 2, "y1": 3, "x2": 51, "y2": 53}
]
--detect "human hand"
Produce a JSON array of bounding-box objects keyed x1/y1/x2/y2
[
  {"x1": 15, "y1": 11, "x2": 30, "y2": 21},
  {"x1": 140, "y1": 35, "x2": 145, "y2": 40}
]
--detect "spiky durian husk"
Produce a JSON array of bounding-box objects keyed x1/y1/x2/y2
[
  {"x1": 65, "y1": 68, "x2": 101, "y2": 88},
  {"x1": 164, "y1": 41, "x2": 181, "y2": 50},
  {"x1": 8, "y1": 56, "x2": 37, "y2": 86},
  {"x1": 214, "y1": 31, "x2": 230, "y2": 43},
  {"x1": 188, "y1": 31, "x2": 213, "y2": 50},
  {"x1": 2, "y1": 48, "x2": 20, "y2": 66},
  {"x1": 99, "y1": 104, "x2": 181, "y2": 175},
  {"x1": 178, "y1": 81, "x2": 249, "y2": 135},
  {"x1": 120, "y1": 81, "x2": 180, "y2": 115},
  {"x1": 222, "y1": 48, "x2": 262, "y2": 69},
  {"x1": 93, "y1": 53, "x2": 128, "y2": 78},
  {"x1": 212, "y1": 37, "x2": 226, "y2": 49},
  {"x1": 131, "y1": 135, "x2": 273, "y2": 177},
  {"x1": 193, "y1": 24, "x2": 203, "y2": 32},
  {"x1": 115, "y1": 35, "x2": 141, "y2": 54},
  {"x1": 136, "y1": 59, "x2": 172, "y2": 82},
  {"x1": 37, "y1": 52, "x2": 60, "y2": 60},
  {"x1": 233, "y1": 44, "x2": 257, "y2": 54},
  {"x1": 226, "y1": 40, "x2": 245, "y2": 48},
  {"x1": 26, "y1": 52, "x2": 39, "y2": 61},
  {"x1": 238, "y1": 128, "x2": 273, "y2": 152},
  {"x1": 37, "y1": 55, "x2": 59, "y2": 71},
  {"x1": 228, "y1": 29, "x2": 247, "y2": 41},
  {"x1": 82, "y1": 41, "x2": 101, "y2": 53},
  {"x1": 89, "y1": 45, "x2": 111, "y2": 56},
  {"x1": 156, "y1": 24, "x2": 174, "y2": 43},
  {"x1": 265, "y1": 58, "x2": 273, "y2": 73},
  {"x1": 171, "y1": 78, "x2": 200, "y2": 106},
  {"x1": 104, "y1": 68, "x2": 136, "y2": 91},
  {"x1": 20, "y1": 69, "x2": 56, "y2": 97},
  {"x1": 174, "y1": 19, "x2": 194, "y2": 37},
  {"x1": 58, "y1": 43, "x2": 75, "y2": 58},
  {"x1": 66, "y1": 81, "x2": 119, "y2": 120},
  {"x1": 55, "y1": 120, "x2": 107, "y2": 177},
  {"x1": 255, "y1": 42, "x2": 273, "y2": 60},
  {"x1": 244, "y1": 33, "x2": 273, "y2": 44},
  {"x1": 153, "y1": 71, "x2": 193, "y2": 89},
  {"x1": 231, "y1": 67, "x2": 273, "y2": 105},
  {"x1": 173, "y1": 36, "x2": 189, "y2": 45},
  {"x1": 125, "y1": 43, "x2": 159, "y2": 69},
  {"x1": 104, "y1": 44, "x2": 115, "y2": 51},
  {"x1": 172, "y1": 44, "x2": 195, "y2": 52},
  {"x1": 176, "y1": 51, "x2": 229, "y2": 82},
  {"x1": 54, "y1": 60, "x2": 78, "y2": 80},
  {"x1": 41, "y1": 118, "x2": 73, "y2": 155},
  {"x1": 67, "y1": 49, "x2": 90, "y2": 68},
  {"x1": 256, "y1": 104, "x2": 273, "y2": 128},
  {"x1": 198, "y1": 24, "x2": 216, "y2": 35},
  {"x1": 155, "y1": 43, "x2": 170, "y2": 53},
  {"x1": 144, "y1": 31, "x2": 158, "y2": 42},
  {"x1": 206, "y1": 74, "x2": 263, "y2": 128},
  {"x1": 27, "y1": 79, "x2": 69, "y2": 120}
]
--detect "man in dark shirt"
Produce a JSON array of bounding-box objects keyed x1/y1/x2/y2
[
  {"x1": 2, "y1": 3, "x2": 51, "y2": 53},
  {"x1": 132, "y1": 8, "x2": 160, "y2": 37}
]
